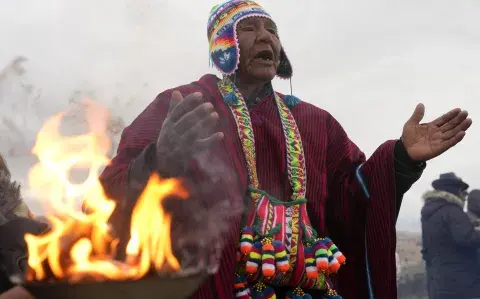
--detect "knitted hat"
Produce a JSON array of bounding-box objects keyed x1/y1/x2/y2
[{"x1": 207, "y1": 0, "x2": 292, "y2": 78}]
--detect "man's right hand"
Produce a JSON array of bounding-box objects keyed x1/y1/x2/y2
[{"x1": 156, "y1": 91, "x2": 224, "y2": 178}]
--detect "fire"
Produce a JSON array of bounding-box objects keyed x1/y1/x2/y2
[{"x1": 24, "y1": 100, "x2": 187, "y2": 283}]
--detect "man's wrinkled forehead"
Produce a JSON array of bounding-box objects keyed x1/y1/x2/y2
[{"x1": 237, "y1": 16, "x2": 278, "y2": 30}]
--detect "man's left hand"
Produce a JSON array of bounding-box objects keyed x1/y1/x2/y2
[{"x1": 401, "y1": 103, "x2": 472, "y2": 162}]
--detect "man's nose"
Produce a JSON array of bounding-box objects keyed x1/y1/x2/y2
[{"x1": 256, "y1": 26, "x2": 273, "y2": 43}]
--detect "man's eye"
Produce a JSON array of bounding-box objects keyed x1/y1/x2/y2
[{"x1": 267, "y1": 29, "x2": 278, "y2": 35}]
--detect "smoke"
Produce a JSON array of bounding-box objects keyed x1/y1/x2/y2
[{"x1": 165, "y1": 148, "x2": 243, "y2": 275}]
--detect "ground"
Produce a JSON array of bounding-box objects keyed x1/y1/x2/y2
[{"x1": 396, "y1": 231, "x2": 427, "y2": 299}]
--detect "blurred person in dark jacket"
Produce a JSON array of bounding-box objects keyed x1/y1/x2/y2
[
  {"x1": 467, "y1": 189, "x2": 480, "y2": 229},
  {"x1": 0, "y1": 154, "x2": 47, "y2": 295},
  {"x1": 421, "y1": 172, "x2": 480, "y2": 299}
]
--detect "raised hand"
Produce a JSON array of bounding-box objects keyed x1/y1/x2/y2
[
  {"x1": 156, "y1": 91, "x2": 224, "y2": 177},
  {"x1": 401, "y1": 103, "x2": 472, "y2": 162}
]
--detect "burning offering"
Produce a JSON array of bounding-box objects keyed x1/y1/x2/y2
[{"x1": 19, "y1": 100, "x2": 208, "y2": 299}]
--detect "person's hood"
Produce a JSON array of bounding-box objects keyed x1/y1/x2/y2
[
  {"x1": 0, "y1": 168, "x2": 30, "y2": 226},
  {"x1": 421, "y1": 190, "x2": 465, "y2": 220}
]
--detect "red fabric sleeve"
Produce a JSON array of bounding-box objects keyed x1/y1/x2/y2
[
  {"x1": 96, "y1": 77, "x2": 243, "y2": 299},
  {"x1": 325, "y1": 113, "x2": 398, "y2": 299},
  {"x1": 97, "y1": 82, "x2": 203, "y2": 257}
]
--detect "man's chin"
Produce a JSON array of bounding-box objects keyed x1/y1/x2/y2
[{"x1": 250, "y1": 69, "x2": 276, "y2": 82}]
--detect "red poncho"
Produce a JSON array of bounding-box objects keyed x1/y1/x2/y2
[{"x1": 100, "y1": 74, "x2": 398, "y2": 299}]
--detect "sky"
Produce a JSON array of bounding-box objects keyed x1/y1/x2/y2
[{"x1": 0, "y1": 0, "x2": 479, "y2": 232}]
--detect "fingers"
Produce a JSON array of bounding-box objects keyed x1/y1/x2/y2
[
  {"x1": 432, "y1": 108, "x2": 461, "y2": 127},
  {"x1": 440, "y1": 131, "x2": 466, "y2": 153},
  {"x1": 439, "y1": 110, "x2": 469, "y2": 133},
  {"x1": 174, "y1": 102, "x2": 215, "y2": 135},
  {"x1": 182, "y1": 111, "x2": 221, "y2": 143},
  {"x1": 195, "y1": 132, "x2": 225, "y2": 151},
  {"x1": 407, "y1": 103, "x2": 425, "y2": 124},
  {"x1": 437, "y1": 116, "x2": 471, "y2": 156},
  {"x1": 168, "y1": 92, "x2": 204, "y2": 123},
  {"x1": 442, "y1": 118, "x2": 472, "y2": 140},
  {"x1": 168, "y1": 90, "x2": 183, "y2": 114}
]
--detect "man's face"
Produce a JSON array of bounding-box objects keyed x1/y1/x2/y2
[{"x1": 236, "y1": 17, "x2": 282, "y2": 82}]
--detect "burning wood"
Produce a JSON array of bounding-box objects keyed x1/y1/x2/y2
[{"x1": 21, "y1": 99, "x2": 192, "y2": 286}]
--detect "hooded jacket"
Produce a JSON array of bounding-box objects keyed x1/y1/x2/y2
[{"x1": 421, "y1": 190, "x2": 480, "y2": 299}]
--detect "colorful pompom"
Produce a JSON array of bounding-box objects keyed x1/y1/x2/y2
[
  {"x1": 261, "y1": 238, "x2": 276, "y2": 277},
  {"x1": 273, "y1": 240, "x2": 289, "y2": 273},
  {"x1": 240, "y1": 227, "x2": 255, "y2": 255},
  {"x1": 327, "y1": 250, "x2": 340, "y2": 274},
  {"x1": 234, "y1": 274, "x2": 247, "y2": 290},
  {"x1": 283, "y1": 95, "x2": 301, "y2": 109},
  {"x1": 251, "y1": 282, "x2": 276, "y2": 299},
  {"x1": 313, "y1": 240, "x2": 329, "y2": 272},
  {"x1": 246, "y1": 242, "x2": 262, "y2": 274},
  {"x1": 304, "y1": 246, "x2": 318, "y2": 279},
  {"x1": 234, "y1": 274, "x2": 251, "y2": 298},
  {"x1": 323, "y1": 237, "x2": 346, "y2": 265}
]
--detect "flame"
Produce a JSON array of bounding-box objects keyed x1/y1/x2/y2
[{"x1": 25, "y1": 100, "x2": 187, "y2": 283}]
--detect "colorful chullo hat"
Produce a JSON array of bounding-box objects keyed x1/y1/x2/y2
[{"x1": 207, "y1": 0, "x2": 293, "y2": 79}]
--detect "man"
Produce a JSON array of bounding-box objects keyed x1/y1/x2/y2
[
  {"x1": 99, "y1": 1, "x2": 472, "y2": 298},
  {"x1": 421, "y1": 173, "x2": 480, "y2": 299},
  {"x1": 467, "y1": 189, "x2": 480, "y2": 229}
]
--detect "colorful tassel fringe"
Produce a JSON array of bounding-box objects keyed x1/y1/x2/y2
[
  {"x1": 251, "y1": 282, "x2": 276, "y2": 299},
  {"x1": 240, "y1": 227, "x2": 255, "y2": 255},
  {"x1": 285, "y1": 287, "x2": 312, "y2": 299},
  {"x1": 327, "y1": 250, "x2": 340, "y2": 274},
  {"x1": 261, "y1": 238, "x2": 276, "y2": 277},
  {"x1": 273, "y1": 240, "x2": 289, "y2": 273},
  {"x1": 234, "y1": 275, "x2": 251, "y2": 299},
  {"x1": 311, "y1": 238, "x2": 346, "y2": 273},
  {"x1": 246, "y1": 242, "x2": 262, "y2": 274},
  {"x1": 304, "y1": 246, "x2": 318, "y2": 279},
  {"x1": 234, "y1": 274, "x2": 247, "y2": 289},
  {"x1": 313, "y1": 240, "x2": 329, "y2": 272},
  {"x1": 247, "y1": 237, "x2": 290, "y2": 277},
  {"x1": 323, "y1": 237, "x2": 346, "y2": 265}
]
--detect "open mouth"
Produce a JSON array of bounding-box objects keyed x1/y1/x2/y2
[{"x1": 253, "y1": 50, "x2": 274, "y2": 62}]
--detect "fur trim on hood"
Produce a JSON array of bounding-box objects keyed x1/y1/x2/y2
[
  {"x1": 422, "y1": 190, "x2": 465, "y2": 208},
  {"x1": 0, "y1": 168, "x2": 28, "y2": 225}
]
